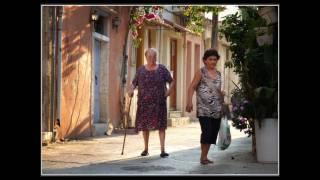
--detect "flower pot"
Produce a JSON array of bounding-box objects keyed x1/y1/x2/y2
[
  {"x1": 254, "y1": 27, "x2": 273, "y2": 46},
  {"x1": 255, "y1": 118, "x2": 278, "y2": 163},
  {"x1": 256, "y1": 34, "x2": 273, "y2": 46},
  {"x1": 258, "y1": 7, "x2": 277, "y2": 25}
]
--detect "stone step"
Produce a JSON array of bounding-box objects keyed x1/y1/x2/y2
[
  {"x1": 167, "y1": 117, "x2": 191, "y2": 127},
  {"x1": 92, "y1": 123, "x2": 108, "y2": 137},
  {"x1": 169, "y1": 111, "x2": 182, "y2": 118}
]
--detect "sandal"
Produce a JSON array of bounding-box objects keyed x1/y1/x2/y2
[
  {"x1": 206, "y1": 159, "x2": 214, "y2": 164},
  {"x1": 200, "y1": 160, "x2": 209, "y2": 165},
  {"x1": 160, "y1": 152, "x2": 169, "y2": 158},
  {"x1": 141, "y1": 150, "x2": 149, "y2": 156},
  {"x1": 200, "y1": 159, "x2": 214, "y2": 165}
]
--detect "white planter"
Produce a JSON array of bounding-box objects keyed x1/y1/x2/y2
[
  {"x1": 258, "y1": 7, "x2": 277, "y2": 25},
  {"x1": 255, "y1": 118, "x2": 278, "y2": 163}
]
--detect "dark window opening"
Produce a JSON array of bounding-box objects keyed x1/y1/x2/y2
[{"x1": 95, "y1": 17, "x2": 104, "y2": 34}]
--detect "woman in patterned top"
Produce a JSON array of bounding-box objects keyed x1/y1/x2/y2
[
  {"x1": 186, "y1": 48, "x2": 225, "y2": 165},
  {"x1": 128, "y1": 48, "x2": 175, "y2": 158}
]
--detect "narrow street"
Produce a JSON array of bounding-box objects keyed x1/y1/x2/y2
[{"x1": 42, "y1": 122, "x2": 278, "y2": 175}]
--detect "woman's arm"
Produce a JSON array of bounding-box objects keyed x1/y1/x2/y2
[
  {"x1": 128, "y1": 69, "x2": 139, "y2": 97},
  {"x1": 165, "y1": 79, "x2": 176, "y2": 97},
  {"x1": 186, "y1": 70, "x2": 202, "y2": 112},
  {"x1": 128, "y1": 84, "x2": 136, "y2": 97}
]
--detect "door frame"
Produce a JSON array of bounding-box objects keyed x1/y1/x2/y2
[
  {"x1": 93, "y1": 39, "x2": 101, "y2": 123},
  {"x1": 169, "y1": 38, "x2": 177, "y2": 110},
  {"x1": 91, "y1": 32, "x2": 109, "y2": 125}
]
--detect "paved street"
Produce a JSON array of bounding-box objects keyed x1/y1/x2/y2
[{"x1": 42, "y1": 122, "x2": 278, "y2": 175}]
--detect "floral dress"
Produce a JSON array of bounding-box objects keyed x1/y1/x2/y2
[{"x1": 132, "y1": 64, "x2": 173, "y2": 131}]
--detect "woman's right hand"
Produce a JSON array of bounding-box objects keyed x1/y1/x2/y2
[
  {"x1": 128, "y1": 84, "x2": 135, "y2": 97},
  {"x1": 186, "y1": 101, "x2": 193, "y2": 112},
  {"x1": 128, "y1": 89, "x2": 134, "y2": 97}
]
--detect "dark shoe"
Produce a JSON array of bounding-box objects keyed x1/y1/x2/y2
[
  {"x1": 200, "y1": 160, "x2": 209, "y2": 165},
  {"x1": 206, "y1": 159, "x2": 214, "y2": 164},
  {"x1": 200, "y1": 159, "x2": 213, "y2": 165},
  {"x1": 141, "y1": 150, "x2": 149, "y2": 156},
  {"x1": 160, "y1": 152, "x2": 169, "y2": 158}
]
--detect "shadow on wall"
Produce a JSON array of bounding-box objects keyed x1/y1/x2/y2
[
  {"x1": 66, "y1": 116, "x2": 92, "y2": 139},
  {"x1": 58, "y1": 6, "x2": 93, "y2": 140}
]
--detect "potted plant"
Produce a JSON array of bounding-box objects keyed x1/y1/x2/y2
[
  {"x1": 220, "y1": 6, "x2": 278, "y2": 163},
  {"x1": 254, "y1": 27, "x2": 273, "y2": 46},
  {"x1": 258, "y1": 6, "x2": 277, "y2": 25},
  {"x1": 129, "y1": 6, "x2": 164, "y2": 48}
]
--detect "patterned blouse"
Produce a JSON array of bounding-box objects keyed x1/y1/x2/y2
[{"x1": 196, "y1": 67, "x2": 223, "y2": 119}]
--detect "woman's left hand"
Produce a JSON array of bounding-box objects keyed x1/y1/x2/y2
[
  {"x1": 165, "y1": 90, "x2": 170, "y2": 97},
  {"x1": 221, "y1": 91, "x2": 226, "y2": 97}
]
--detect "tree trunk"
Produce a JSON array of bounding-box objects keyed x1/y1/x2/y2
[
  {"x1": 252, "y1": 121, "x2": 257, "y2": 157},
  {"x1": 119, "y1": 7, "x2": 133, "y2": 129},
  {"x1": 211, "y1": 13, "x2": 218, "y2": 49},
  {"x1": 252, "y1": 133, "x2": 256, "y2": 155}
]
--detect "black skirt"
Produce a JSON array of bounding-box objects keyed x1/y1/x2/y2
[{"x1": 198, "y1": 116, "x2": 221, "y2": 144}]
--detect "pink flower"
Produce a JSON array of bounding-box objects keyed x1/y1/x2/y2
[
  {"x1": 239, "y1": 116, "x2": 248, "y2": 124},
  {"x1": 132, "y1": 31, "x2": 138, "y2": 38},
  {"x1": 233, "y1": 106, "x2": 238, "y2": 112},
  {"x1": 138, "y1": 15, "x2": 145, "y2": 22},
  {"x1": 145, "y1": 13, "x2": 156, "y2": 20},
  {"x1": 152, "y1": 6, "x2": 160, "y2": 10}
]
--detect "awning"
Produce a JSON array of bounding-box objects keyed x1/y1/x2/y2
[{"x1": 144, "y1": 19, "x2": 174, "y2": 30}]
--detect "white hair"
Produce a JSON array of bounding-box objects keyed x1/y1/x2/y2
[{"x1": 145, "y1": 48, "x2": 158, "y2": 57}]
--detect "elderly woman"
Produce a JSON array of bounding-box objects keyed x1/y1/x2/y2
[
  {"x1": 128, "y1": 48, "x2": 175, "y2": 158},
  {"x1": 186, "y1": 48, "x2": 225, "y2": 165}
]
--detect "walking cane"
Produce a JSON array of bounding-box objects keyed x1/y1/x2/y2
[{"x1": 121, "y1": 94, "x2": 133, "y2": 155}]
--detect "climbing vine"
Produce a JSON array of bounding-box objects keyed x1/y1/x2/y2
[
  {"x1": 129, "y1": 6, "x2": 164, "y2": 47},
  {"x1": 182, "y1": 6, "x2": 226, "y2": 34}
]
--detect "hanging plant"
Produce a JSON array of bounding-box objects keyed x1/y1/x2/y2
[{"x1": 129, "y1": 6, "x2": 164, "y2": 48}]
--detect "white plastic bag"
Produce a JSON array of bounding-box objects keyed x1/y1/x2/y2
[{"x1": 217, "y1": 117, "x2": 231, "y2": 150}]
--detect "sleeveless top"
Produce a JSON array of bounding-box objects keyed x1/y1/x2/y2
[{"x1": 196, "y1": 67, "x2": 223, "y2": 119}]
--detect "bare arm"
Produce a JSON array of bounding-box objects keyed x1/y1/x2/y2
[
  {"x1": 186, "y1": 70, "x2": 202, "y2": 112},
  {"x1": 128, "y1": 84, "x2": 136, "y2": 97},
  {"x1": 165, "y1": 79, "x2": 176, "y2": 97}
]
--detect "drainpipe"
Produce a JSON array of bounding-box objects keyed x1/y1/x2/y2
[
  {"x1": 50, "y1": 6, "x2": 57, "y2": 140},
  {"x1": 211, "y1": 13, "x2": 219, "y2": 49},
  {"x1": 51, "y1": 6, "x2": 63, "y2": 141},
  {"x1": 56, "y1": 6, "x2": 63, "y2": 134}
]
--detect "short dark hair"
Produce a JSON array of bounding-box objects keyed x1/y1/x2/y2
[{"x1": 202, "y1": 48, "x2": 220, "y2": 61}]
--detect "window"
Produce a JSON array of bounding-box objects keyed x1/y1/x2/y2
[
  {"x1": 94, "y1": 14, "x2": 109, "y2": 36},
  {"x1": 95, "y1": 17, "x2": 104, "y2": 34}
]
